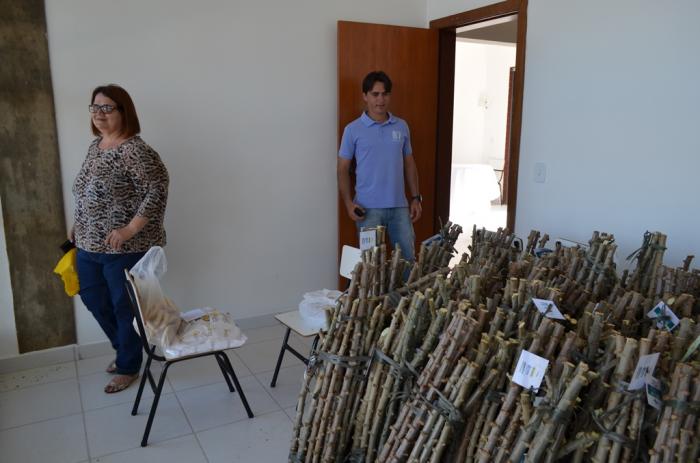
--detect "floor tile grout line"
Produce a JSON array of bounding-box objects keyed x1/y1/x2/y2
[
  {"x1": 0, "y1": 371, "x2": 80, "y2": 395},
  {"x1": 87, "y1": 430, "x2": 195, "y2": 461},
  {"x1": 87, "y1": 391, "x2": 193, "y2": 460},
  {"x1": 0, "y1": 410, "x2": 86, "y2": 433},
  {"x1": 227, "y1": 349, "x2": 257, "y2": 381},
  {"x1": 0, "y1": 368, "x2": 295, "y2": 429},
  {"x1": 0, "y1": 374, "x2": 77, "y2": 394},
  {"x1": 75, "y1": 358, "x2": 94, "y2": 462},
  {"x1": 0, "y1": 360, "x2": 77, "y2": 378},
  {"x1": 234, "y1": 339, "x2": 309, "y2": 376},
  {"x1": 170, "y1": 384, "x2": 210, "y2": 463},
  {"x1": 80, "y1": 390, "x2": 175, "y2": 415},
  {"x1": 253, "y1": 366, "x2": 307, "y2": 413},
  {"x1": 164, "y1": 355, "x2": 254, "y2": 394},
  {"x1": 191, "y1": 408, "x2": 284, "y2": 435},
  {"x1": 247, "y1": 369, "x2": 289, "y2": 414}
]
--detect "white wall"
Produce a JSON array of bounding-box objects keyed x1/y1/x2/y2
[
  {"x1": 452, "y1": 41, "x2": 486, "y2": 164},
  {"x1": 428, "y1": 0, "x2": 496, "y2": 22},
  {"x1": 30, "y1": 0, "x2": 427, "y2": 349},
  {"x1": 432, "y1": 0, "x2": 700, "y2": 269},
  {"x1": 0, "y1": 198, "x2": 19, "y2": 357},
  {"x1": 482, "y1": 43, "x2": 515, "y2": 164},
  {"x1": 452, "y1": 40, "x2": 515, "y2": 166}
]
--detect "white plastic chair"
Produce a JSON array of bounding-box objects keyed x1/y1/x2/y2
[{"x1": 269, "y1": 245, "x2": 360, "y2": 387}]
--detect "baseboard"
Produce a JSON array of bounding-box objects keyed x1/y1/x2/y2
[
  {"x1": 236, "y1": 313, "x2": 279, "y2": 330},
  {"x1": 76, "y1": 340, "x2": 113, "y2": 360}
]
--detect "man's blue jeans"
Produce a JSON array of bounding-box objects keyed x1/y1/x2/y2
[
  {"x1": 357, "y1": 207, "x2": 416, "y2": 262},
  {"x1": 76, "y1": 249, "x2": 146, "y2": 375}
]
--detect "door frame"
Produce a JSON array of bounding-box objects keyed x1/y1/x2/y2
[{"x1": 429, "y1": 0, "x2": 528, "y2": 233}]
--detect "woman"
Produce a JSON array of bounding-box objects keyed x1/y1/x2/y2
[{"x1": 71, "y1": 84, "x2": 169, "y2": 393}]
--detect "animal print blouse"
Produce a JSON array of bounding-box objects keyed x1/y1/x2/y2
[{"x1": 73, "y1": 136, "x2": 169, "y2": 254}]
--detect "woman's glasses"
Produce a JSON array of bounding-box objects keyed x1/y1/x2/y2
[{"x1": 88, "y1": 104, "x2": 118, "y2": 114}]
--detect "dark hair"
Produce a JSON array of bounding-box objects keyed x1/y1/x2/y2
[
  {"x1": 90, "y1": 84, "x2": 141, "y2": 137},
  {"x1": 362, "y1": 71, "x2": 392, "y2": 94}
]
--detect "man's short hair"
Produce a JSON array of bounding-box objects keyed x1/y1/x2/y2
[{"x1": 362, "y1": 71, "x2": 392, "y2": 94}]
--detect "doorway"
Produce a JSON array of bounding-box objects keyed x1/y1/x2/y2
[
  {"x1": 336, "y1": 0, "x2": 527, "y2": 274},
  {"x1": 431, "y1": 0, "x2": 528, "y2": 246},
  {"x1": 449, "y1": 15, "x2": 517, "y2": 259}
]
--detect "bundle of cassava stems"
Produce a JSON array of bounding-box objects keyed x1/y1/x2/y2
[{"x1": 289, "y1": 225, "x2": 700, "y2": 463}]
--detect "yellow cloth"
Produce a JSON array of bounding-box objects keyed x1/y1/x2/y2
[{"x1": 53, "y1": 248, "x2": 79, "y2": 296}]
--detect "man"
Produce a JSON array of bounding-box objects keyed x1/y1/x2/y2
[{"x1": 337, "y1": 71, "x2": 422, "y2": 261}]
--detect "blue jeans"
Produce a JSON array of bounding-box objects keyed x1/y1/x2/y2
[
  {"x1": 77, "y1": 249, "x2": 146, "y2": 375},
  {"x1": 357, "y1": 207, "x2": 416, "y2": 262}
]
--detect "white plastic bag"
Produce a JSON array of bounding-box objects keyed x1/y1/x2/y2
[
  {"x1": 299, "y1": 289, "x2": 342, "y2": 324},
  {"x1": 130, "y1": 247, "x2": 182, "y2": 348},
  {"x1": 130, "y1": 247, "x2": 247, "y2": 360}
]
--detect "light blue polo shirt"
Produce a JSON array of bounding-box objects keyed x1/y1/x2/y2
[{"x1": 338, "y1": 112, "x2": 413, "y2": 208}]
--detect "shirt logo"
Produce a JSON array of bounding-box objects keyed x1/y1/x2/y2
[{"x1": 392, "y1": 130, "x2": 402, "y2": 142}]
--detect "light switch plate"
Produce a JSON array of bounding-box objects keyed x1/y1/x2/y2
[{"x1": 534, "y1": 162, "x2": 546, "y2": 183}]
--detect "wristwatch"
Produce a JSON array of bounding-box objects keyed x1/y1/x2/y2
[{"x1": 411, "y1": 194, "x2": 423, "y2": 203}]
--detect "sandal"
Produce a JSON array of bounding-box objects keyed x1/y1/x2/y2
[
  {"x1": 106, "y1": 360, "x2": 118, "y2": 374},
  {"x1": 104, "y1": 373, "x2": 139, "y2": 394}
]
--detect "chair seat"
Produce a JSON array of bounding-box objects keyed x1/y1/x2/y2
[
  {"x1": 163, "y1": 310, "x2": 247, "y2": 360},
  {"x1": 275, "y1": 309, "x2": 327, "y2": 337}
]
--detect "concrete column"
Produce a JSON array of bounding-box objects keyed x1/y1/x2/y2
[{"x1": 0, "y1": 0, "x2": 76, "y2": 352}]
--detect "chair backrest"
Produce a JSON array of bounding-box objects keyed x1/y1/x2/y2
[
  {"x1": 124, "y1": 269, "x2": 164, "y2": 360},
  {"x1": 339, "y1": 245, "x2": 361, "y2": 280}
]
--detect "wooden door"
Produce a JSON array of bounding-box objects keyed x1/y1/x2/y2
[
  {"x1": 337, "y1": 21, "x2": 439, "y2": 262},
  {"x1": 502, "y1": 66, "x2": 516, "y2": 205}
]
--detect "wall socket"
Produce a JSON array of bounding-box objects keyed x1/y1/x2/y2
[{"x1": 534, "y1": 162, "x2": 546, "y2": 183}]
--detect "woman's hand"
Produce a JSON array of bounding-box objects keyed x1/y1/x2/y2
[
  {"x1": 105, "y1": 216, "x2": 149, "y2": 250},
  {"x1": 105, "y1": 225, "x2": 136, "y2": 251},
  {"x1": 69, "y1": 225, "x2": 75, "y2": 242}
]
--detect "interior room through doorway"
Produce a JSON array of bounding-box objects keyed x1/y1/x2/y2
[{"x1": 449, "y1": 15, "x2": 517, "y2": 261}]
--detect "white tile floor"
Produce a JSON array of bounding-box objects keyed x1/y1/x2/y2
[{"x1": 0, "y1": 317, "x2": 314, "y2": 463}]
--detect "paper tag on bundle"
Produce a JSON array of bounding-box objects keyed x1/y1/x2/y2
[
  {"x1": 628, "y1": 352, "x2": 660, "y2": 390},
  {"x1": 359, "y1": 230, "x2": 377, "y2": 251},
  {"x1": 512, "y1": 350, "x2": 549, "y2": 391},
  {"x1": 181, "y1": 307, "x2": 215, "y2": 322},
  {"x1": 645, "y1": 376, "x2": 662, "y2": 410},
  {"x1": 646, "y1": 302, "x2": 679, "y2": 331},
  {"x1": 531, "y1": 298, "x2": 565, "y2": 320}
]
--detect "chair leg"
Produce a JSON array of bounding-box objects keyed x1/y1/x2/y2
[
  {"x1": 146, "y1": 368, "x2": 158, "y2": 393},
  {"x1": 214, "y1": 353, "x2": 235, "y2": 392},
  {"x1": 145, "y1": 346, "x2": 159, "y2": 393},
  {"x1": 132, "y1": 372, "x2": 149, "y2": 416},
  {"x1": 141, "y1": 362, "x2": 171, "y2": 447},
  {"x1": 271, "y1": 327, "x2": 291, "y2": 387},
  {"x1": 222, "y1": 353, "x2": 254, "y2": 418},
  {"x1": 132, "y1": 346, "x2": 156, "y2": 415}
]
